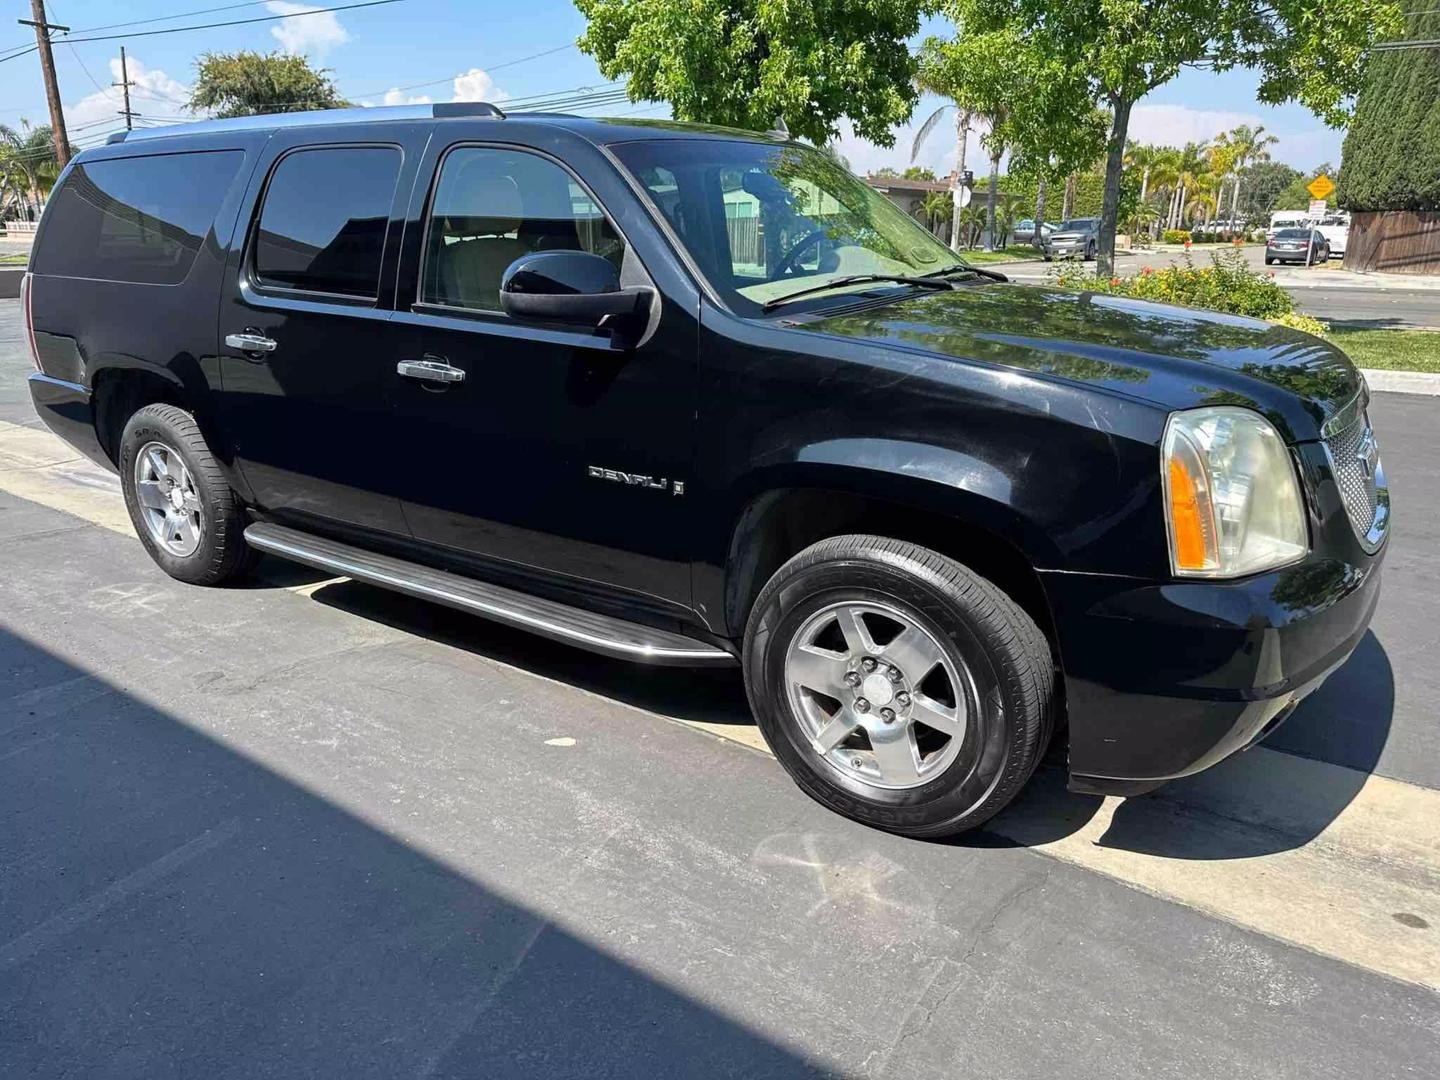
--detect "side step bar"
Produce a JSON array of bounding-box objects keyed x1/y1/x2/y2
[{"x1": 243, "y1": 523, "x2": 737, "y2": 668}]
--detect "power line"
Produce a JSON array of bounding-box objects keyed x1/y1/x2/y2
[
  {"x1": 0, "y1": 0, "x2": 405, "y2": 62},
  {"x1": 348, "y1": 43, "x2": 576, "y2": 101}
]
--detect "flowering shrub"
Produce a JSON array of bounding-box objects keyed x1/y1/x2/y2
[
  {"x1": 1051, "y1": 249, "x2": 1300, "y2": 323},
  {"x1": 1272, "y1": 312, "x2": 1330, "y2": 337},
  {"x1": 1162, "y1": 229, "x2": 1191, "y2": 244}
]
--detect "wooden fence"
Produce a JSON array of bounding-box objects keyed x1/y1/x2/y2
[{"x1": 1345, "y1": 210, "x2": 1440, "y2": 275}]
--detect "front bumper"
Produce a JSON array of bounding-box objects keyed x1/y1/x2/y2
[{"x1": 1042, "y1": 544, "x2": 1384, "y2": 796}]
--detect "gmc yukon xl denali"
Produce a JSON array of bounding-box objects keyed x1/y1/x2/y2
[{"x1": 24, "y1": 104, "x2": 1388, "y2": 837}]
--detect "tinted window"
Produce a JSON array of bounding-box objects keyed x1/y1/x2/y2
[
  {"x1": 1058, "y1": 219, "x2": 1097, "y2": 231},
  {"x1": 253, "y1": 147, "x2": 400, "y2": 298},
  {"x1": 1275, "y1": 229, "x2": 1309, "y2": 238},
  {"x1": 420, "y1": 147, "x2": 624, "y2": 313},
  {"x1": 34, "y1": 150, "x2": 244, "y2": 285}
]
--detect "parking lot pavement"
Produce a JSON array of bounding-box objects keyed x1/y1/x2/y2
[{"x1": 2, "y1": 301, "x2": 1439, "y2": 1076}]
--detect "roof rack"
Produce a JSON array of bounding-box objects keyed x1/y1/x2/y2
[{"x1": 107, "y1": 101, "x2": 506, "y2": 145}]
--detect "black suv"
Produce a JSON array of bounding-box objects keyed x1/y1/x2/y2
[{"x1": 24, "y1": 104, "x2": 1388, "y2": 837}]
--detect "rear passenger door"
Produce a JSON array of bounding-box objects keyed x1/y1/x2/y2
[
  {"x1": 387, "y1": 137, "x2": 697, "y2": 610},
  {"x1": 217, "y1": 125, "x2": 429, "y2": 539}
]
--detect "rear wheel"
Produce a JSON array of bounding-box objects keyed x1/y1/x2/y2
[
  {"x1": 743, "y1": 535, "x2": 1055, "y2": 837},
  {"x1": 119, "y1": 404, "x2": 257, "y2": 586}
]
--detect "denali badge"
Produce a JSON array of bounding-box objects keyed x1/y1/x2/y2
[
  {"x1": 1355, "y1": 426, "x2": 1379, "y2": 481},
  {"x1": 587, "y1": 465, "x2": 685, "y2": 495}
]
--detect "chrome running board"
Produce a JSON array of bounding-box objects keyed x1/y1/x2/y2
[{"x1": 244, "y1": 522, "x2": 737, "y2": 667}]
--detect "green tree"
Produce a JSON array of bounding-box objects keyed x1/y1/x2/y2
[
  {"x1": 188, "y1": 51, "x2": 350, "y2": 119},
  {"x1": 1276, "y1": 165, "x2": 1340, "y2": 211},
  {"x1": 1237, "y1": 160, "x2": 1303, "y2": 223},
  {"x1": 903, "y1": 165, "x2": 937, "y2": 181},
  {"x1": 575, "y1": 0, "x2": 927, "y2": 146},
  {"x1": 939, "y1": 0, "x2": 1404, "y2": 274},
  {"x1": 1339, "y1": 4, "x2": 1440, "y2": 211},
  {"x1": 0, "y1": 121, "x2": 62, "y2": 221}
]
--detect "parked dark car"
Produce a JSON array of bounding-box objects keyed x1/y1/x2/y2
[
  {"x1": 24, "y1": 105, "x2": 1388, "y2": 837},
  {"x1": 1266, "y1": 227, "x2": 1330, "y2": 266},
  {"x1": 1043, "y1": 217, "x2": 1100, "y2": 260}
]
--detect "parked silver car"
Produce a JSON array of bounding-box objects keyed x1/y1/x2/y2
[{"x1": 1043, "y1": 218, "x2": 1100, "y2": 260}]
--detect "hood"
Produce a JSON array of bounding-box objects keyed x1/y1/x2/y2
[{"x1": 785, "y1": 282, "x2": 1361, "y2": 441}]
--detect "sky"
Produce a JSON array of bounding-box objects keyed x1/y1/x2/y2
[{"x1": 0, "y1": 0, "x2": 1345, "y2": 178}]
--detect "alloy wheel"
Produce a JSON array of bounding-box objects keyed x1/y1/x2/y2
[
  {"x1": 133, "y1": 440, "x2": 204, "y2": 558},
  {"x1": 783, "y1": 600, "x2": 972, "y2": 791}
]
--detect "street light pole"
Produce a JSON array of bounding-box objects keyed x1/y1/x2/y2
[{"x1": 19, "y1": 0, "x2": 71, "y2": 169}]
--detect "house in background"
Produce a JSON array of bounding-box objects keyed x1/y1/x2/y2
[{"x1": 863, "y1": 173, "x2": 954, "y2": 238}]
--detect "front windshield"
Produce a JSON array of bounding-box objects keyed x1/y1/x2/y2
[
  {"x1": 1058, "y1": 219, "x2": 1097, "y2": 232},
  {"x1": 611, "y1": 138, "x2": 963, "y2": 314}
]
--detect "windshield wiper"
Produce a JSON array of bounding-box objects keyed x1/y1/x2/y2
[
  {"x1": 761, "y1": 274, "x2": 953, "y2": 312},
  {"x1": 922, "y1": 262, "x2": 1007, "y2": 284}
]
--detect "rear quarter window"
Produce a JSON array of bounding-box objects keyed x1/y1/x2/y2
[{"x1": 32, "y1": 150, "x2": 245, "y2": 285}]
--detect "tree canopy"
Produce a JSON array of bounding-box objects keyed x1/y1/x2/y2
[
  {"x1": 935, "y1": 0, "x2": 1404, "y2": 272},
  {"x1": 188, "y1": 51, "x2": 350, "y2": 119},
  {"x1": 1338, "y1": 4, "x2": 1440, "y2": 211},
  {"x1": 574, "y1": 0, "x2": 927, "y2": 145}
]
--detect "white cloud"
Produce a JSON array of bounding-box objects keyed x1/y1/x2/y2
[
  {"x1": 1128, "y1": 104, "x2": 1265, "y2": 149},
  {"x1": 266, "y1": 1, "x2": 349, "y2": 57},
  {"x1": 381, "y1": 88, "x2": 432, "y2": 106},
  {"x1": 64, "y1": 55, "x2": 191, "y2": 136},
  {"x1": 450, "y1": 68, "x2": 507, "y2": 104}
]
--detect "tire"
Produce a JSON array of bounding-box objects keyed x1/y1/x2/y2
[
  {"x1": 1265, "y1": 256, "x2": 1273, "y2": 265},
  {"x1": 119, "y1": 403, "x2": 258, "y2": 586},
  {"x1": 743, "y1": 535, "x2": 1055, "y2": 838},
  {"x1": 1085, "y1": 241, "x2": 1095, "y2": 260}
]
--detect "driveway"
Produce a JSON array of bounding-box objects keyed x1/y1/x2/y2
[{"x1": 1, "y1": 299, "x2": 1437, "y2": 1078}]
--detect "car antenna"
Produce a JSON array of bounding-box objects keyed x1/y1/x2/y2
[{"x1": 767, "y1": 116, "x2": 790, "y2": 141}]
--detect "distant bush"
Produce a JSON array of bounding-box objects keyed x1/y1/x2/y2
[
  {"x1": 1162, "y1": 229, "x2": 1191, "y2": 244},
  {"x1": 1052, "y1": 249, "x2": 1296, "y2": 321},
  {"x1": 1273, "y1": 312, "x2": 1330, "y2": 337}
]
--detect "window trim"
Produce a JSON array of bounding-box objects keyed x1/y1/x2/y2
[
  {"x1": 244, "y1": 140, "x2": 404, "y2": 307},
  {"x1": 411, "y1": 140, "x2": 634, "y2": 324}
]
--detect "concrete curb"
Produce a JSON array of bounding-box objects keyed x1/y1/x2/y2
[{"x1": 1362, "y1": 368, "x2": 1440, "y2": 396}]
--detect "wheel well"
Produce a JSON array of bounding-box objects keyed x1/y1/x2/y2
[
  {"x1": 92, "y1": 369, "x2": 187, "y2": 466},
  {"x1": 727, "y1": 488, "x2": 1057, "y2": 651}
]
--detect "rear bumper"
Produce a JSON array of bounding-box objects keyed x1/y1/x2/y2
[
  {"x1": 28, "y1": 372, "x2": 110, "y2": 471},
  {"x1": 1041, "y1": 547, "x2": 1384, "y2": 795}
]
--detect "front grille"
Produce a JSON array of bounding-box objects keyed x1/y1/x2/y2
[{"x1": 1323, "y1": 403, "x2": 1387, "y2": 552}]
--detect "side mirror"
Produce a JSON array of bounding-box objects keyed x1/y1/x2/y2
[{"x1": 500, "y1": 251, "x2": 649, "y2": 333}]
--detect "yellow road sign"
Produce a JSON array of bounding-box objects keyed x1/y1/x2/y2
[{"x1": 1307, "y1": 174, "x2": 1336, "y2": 201}]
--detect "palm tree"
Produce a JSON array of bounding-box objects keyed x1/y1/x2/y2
[
  {"x1": 956, "y1": 203, "x2": 985, "y2": 249},
  {"x1": 916, "y1": 190, "x2": 953, "y2": 237},
  {"x1": 994, "y1": 192, "x2": 1024, "y2": 249},
  {"x1": 1212, "y1": 124, "x2": 1278, "y2": 227},
  {"x1": 1169, "y1": 142, "x2": 1211, "y2": 230},
  {"x1": 911, "y1": 98, "x2": 972, "y2": 252},
  {"x1": 0, "y1": 121, "x2": 60, "y2": 221}
]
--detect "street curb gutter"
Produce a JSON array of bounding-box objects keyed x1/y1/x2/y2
[{"x1": 1362, "y1": 368, "x2": 1440, "y2": 396}]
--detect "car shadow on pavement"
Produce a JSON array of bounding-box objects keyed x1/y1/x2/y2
[
  {"x1": 298, "y1": 578, "x2": 1396, "y2": 863},
  {"x1": 0, "y1": 625, "x2": 827, "y2": 1079}
]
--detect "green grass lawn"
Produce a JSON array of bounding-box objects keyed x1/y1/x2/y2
[
  {"x1": 1329, "y1": 328, "x2": 1440, "y2": 373},
  {"x1": 962, "y1": 246, "x2": 1044, "y2": 264},
  {"x1": 0, "y1": 252, "x2": 28, "y2": 266}
]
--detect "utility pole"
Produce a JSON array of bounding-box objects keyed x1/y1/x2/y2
[
  {"x1": 19, "y1": 0, "x2": 70, "y2": 169},
  {"x1": 114, "y1": 46, "x2": 135, "y2": 131}
]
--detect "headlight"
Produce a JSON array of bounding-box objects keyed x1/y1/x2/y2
[{"x1": 1162, "y1": 406, "x2": 1308, "y2": 578}]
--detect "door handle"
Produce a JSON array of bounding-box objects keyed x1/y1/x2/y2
[
  {"x1": 397, "y1": 357, "x2": 466, "y2": 384},
  {"x1": 225, "y1": 331, "x2": 277, "y2": 354}
]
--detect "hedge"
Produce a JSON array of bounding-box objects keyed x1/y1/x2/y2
[{"x1": 1338, "y1": 6, "x2": 1440, "y2": 211}]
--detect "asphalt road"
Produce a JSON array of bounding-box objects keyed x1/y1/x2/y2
[{"x1": 1, "y1": 299, "x2": 1437, "y2": 1077}]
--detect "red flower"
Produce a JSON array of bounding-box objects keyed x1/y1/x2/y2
[
  {"x1": 1109, "y1": 277, "x2": 1121, "y2": 287},
  {"x1": 1184, "y1": 239, "x2": 1192, "y2": 249},
  {"x1": 1141, "y1": 266, "x2": 1154, "y2": 275}
]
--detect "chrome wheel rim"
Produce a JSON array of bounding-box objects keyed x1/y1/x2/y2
[
  {"x1": 133, "y1": 440, "x2": 203, "y2": 558},
  {"x1": 783, "y1": 600, "x2": 971, "y2": 791}
]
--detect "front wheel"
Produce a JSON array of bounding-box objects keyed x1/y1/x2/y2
[
  {"x1": 1085, "y1": 241, "x2": 1096, "y2": 260},
  {"x1": 119, "y1": 404, "x2": 258, "y2": 586},
  {"x1": 743, "y1": 536, "x2": 1055, "y2": 837}
]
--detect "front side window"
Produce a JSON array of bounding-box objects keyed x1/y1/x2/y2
[
  {"x1": 252, "y1": 146, "x2": 401, "y2": 299},
  {"x1": 34, "y1": 150, "x2": 245, "y2": 285},
  {"x1": 420, "y1": 147, "x2": 625, "y2": 313},
  {"x1": 612, "y1": 138, "x2": 961, "y2": 315}
]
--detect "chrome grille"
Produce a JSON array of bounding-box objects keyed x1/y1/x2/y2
[{"x1": 1323, "y1": 401, "x2": 1387, "y2": 552}]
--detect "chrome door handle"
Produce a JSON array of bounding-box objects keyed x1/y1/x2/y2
[
  {"x1": 397, "y1": 358, "x2": 466, "y2": 384},
  {"x1": 224, "y1": 332, "x2": 277, "y2": 354}
]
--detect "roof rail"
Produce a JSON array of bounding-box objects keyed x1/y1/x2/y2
[{"x1": 107, "y1": 101, "x2": 506, "y2": 144}]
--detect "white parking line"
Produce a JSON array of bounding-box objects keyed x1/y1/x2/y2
[{"x1": 2, "y1": 418, "x2": 1437, "y2": 991}]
